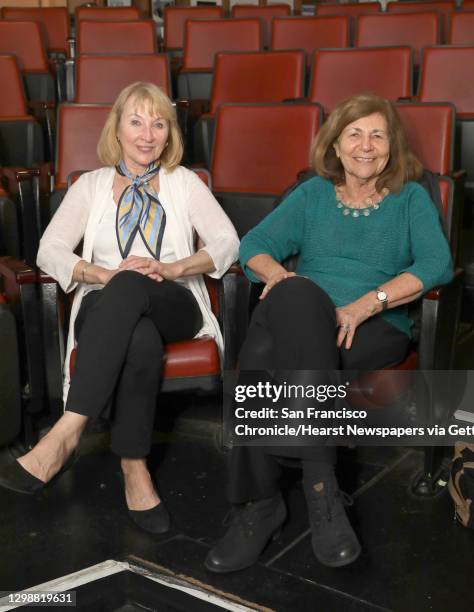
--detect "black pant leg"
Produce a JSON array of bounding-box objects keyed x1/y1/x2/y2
[
  {"x1": 228, "y1": 277, "x2": 339, "y2": 504},
  {"x1": 340, "y1": 316, "x2": 410, "y2": 371},
  {"x1": 66, "y1": 271, "x2": 202, "y2": 457},
  {"x1": 227, "y1": 279, "x2": 411, "y2": 504},
  {"x1": 239, "y1": 276, "x2": 338, "y2": 370},
  {"x1": 110, "y1": 317, "x2": 163, "y2": 458}
]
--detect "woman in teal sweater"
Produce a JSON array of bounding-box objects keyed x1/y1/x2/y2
[{"x1": 206, "y1": 94, "x2": 453, "y2": 573}]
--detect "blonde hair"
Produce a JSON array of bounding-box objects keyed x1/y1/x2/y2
[
  {"x1": 97, "y1": 82, "x2": 183, "y2": 170},
  {"x1": 311, "y1": 93, "x2": 423, "y2": 193}
]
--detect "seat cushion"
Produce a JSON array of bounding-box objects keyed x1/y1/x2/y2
[
  {"x1": 162, "y1": 336, "x2": 220, "y2": 379},
  {"x1": 69, "y1": 335, "x2": 220, "y2": 381}
]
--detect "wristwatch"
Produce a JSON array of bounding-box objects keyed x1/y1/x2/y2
[{"x1": 375, "y1": 287, "x2": 388, "y2": 310}]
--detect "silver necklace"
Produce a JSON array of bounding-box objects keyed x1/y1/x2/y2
[{"x1": 335, "y1": 186, "x2": 389, "y2": 218}]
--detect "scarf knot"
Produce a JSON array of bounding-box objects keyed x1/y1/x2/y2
[{"x1": 115, "y1": 160, "x2": 166, "y2": 260}]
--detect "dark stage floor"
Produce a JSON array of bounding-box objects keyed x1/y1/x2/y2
[{"x1": 1, "y1": 396, "x2": 474, "y2": 612}]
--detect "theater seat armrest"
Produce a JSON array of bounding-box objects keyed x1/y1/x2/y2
[
  {"x1": 419, "y1": 269, "x2": 463, "y2": 369},
  {"x1": 450, "y1": 169, "x2": 466, "y2": 180},
  {"x1": 228, "y1": 263, "x2": 245, "y2": 276},
  {"x1": 38, "y1": 270, "x2": 58, "y2": 284},
  {"x1": 220, "y1": 263, "x2": 252, "y2": 370},
  {"x1": 0, "y1": 256, "x2": 37, "y2": 285},
  {"x1": 28, "y1": 102, "x2": 56, "y2": 161},
  {"x1": 67, "y1": 37, "x2": 76, "y2": 59},
  {"x1": 424, "y1": 268, "x2": 464, "y2": 300}
]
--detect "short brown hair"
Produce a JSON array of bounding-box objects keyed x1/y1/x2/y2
[
  {"x1": 311, "y1": 93, "x2": 423, "y2": 193},
  {"x1": 97, "y1": 81, "x2": 183, "y2": 170}
]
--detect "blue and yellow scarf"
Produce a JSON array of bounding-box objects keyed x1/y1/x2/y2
[{"x1": 115, "y1": 160, "x2": 166, "y2": 259}]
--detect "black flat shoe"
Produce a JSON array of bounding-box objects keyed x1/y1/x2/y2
[
  {"x1": 0, "y1": 452, "x2": 77, "y2": 496},
  {"x1": 0, "y1": 460, "x2": 46, "y2": 495},
  {"x1": 128, "y1": 501, "x2": 171, "y2": 535}
]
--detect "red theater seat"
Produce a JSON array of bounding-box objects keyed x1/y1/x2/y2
[
  {"x1": 163, "y1": 6, "x2": 223, "y2": 52},
  {"x1": 178, "y1": 18, "x2": 262, "y2": 101},
  {"x1": 211, "y1": 102, "x2": 322, "y2": 237},
  {"x1": 231, "y1": 4, "x2": 291, "y2": 49},
  {"x1": 316, "y1": 1, "x2": 380, "y2": 17},
  {"x1": 308, "y1": 47, "x2": 413, "y2": 114},
  {"x1": 194, "y1": 50, "x2": 306, "y2": 165},
  {"x1": 181, "y1": 18, "x2": 262, "y2": 72},
  {"x1": 75, "y1": 55, "x2": 171, "y2": 103},
  {"x1": 75, "y1": 6, "x2": 141, "y2": 22},
  {"x1": 448, "y1": 11, "x2": 474, "y2": 44},
  {"x1": 0, "y1": 20, "x2": 55, "y2": 102},
  {"x1": 418, "y1": 45, "x2": 474, "y2": 205},
  {"x1": 76, "y1": 20, "x2": 157, "y2": 56},
  {"x1": 355, "y1": 12, "x2": 440, "y2": 67},
  {"x1": 395, "y1": 102, "x2": 455, "y2": 175},
  {"x1": 209, "y1": 50, "x2": 305, "y2": 116},
  {"x1": 49, "y1": 104, "x2": 111, "y2": 220},
  {"x1": 271, "y1": 16, "x2": 350, "y2": 67},
  {"x1": 387, "y1": 1, "x2": 455, "y2": 42},
  {"x1": 418, "y1": 46, "x2": 474, "y2": 119},
  {"x1": 2, "y1": 7, "x2": 70, "y2": 57}
]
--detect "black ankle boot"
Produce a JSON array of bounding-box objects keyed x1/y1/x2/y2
[
  {"x1": 304, "y1": 478, "x2": 361, "y2": 568},
  {"x1": 205, "y1": 493, "x2": 287, "y2": 573}
]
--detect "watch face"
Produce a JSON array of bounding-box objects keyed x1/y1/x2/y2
[{"x1": 377, "y1": 290, "x2": 387, "y2": 301}]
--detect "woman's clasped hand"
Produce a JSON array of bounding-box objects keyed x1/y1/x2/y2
[{"x1": 118, "y1": 255, "x2": 184, "y2": 282}]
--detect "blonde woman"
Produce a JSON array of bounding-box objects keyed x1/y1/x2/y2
[{"x1": 0, "y1": 82, "x2": 239, "y2": 534}]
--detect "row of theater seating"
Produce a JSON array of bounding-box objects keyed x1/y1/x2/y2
[
  {"x1": 0, "y1": 5, "x2": 143, "y2": 59},
  {"x1": 3, "y1": 2, "x2": 474, "y2": 53},
  {"x1": 3, "y1": 13, "x2": 474, "y2": 106},
  {"x1": 2, "y1": 42, "x2": 473, "y2": 204},
  {"x1": 171, "y1": 7, "x2": 474, "y2": 56},
  {"x1": 162, "y1": 1, "x2": 474, "y2": 51},
  {"x1": 2, "y1": 7, "x2": 474, "y2": 105},
  {"x1": 3, "y1": 42, "x2": 474, "y2": 123},
  {"x1": 2, "y1": 2, "x2": 474, "y2": 64}
]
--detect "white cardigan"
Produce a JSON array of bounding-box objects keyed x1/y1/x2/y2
[{"x1": 37, "y1": 166, "x2": 240, "y2": 403}]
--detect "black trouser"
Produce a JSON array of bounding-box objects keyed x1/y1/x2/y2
[
  {"x1": 66, "y1": 271, "x2": 203, "y2": 458},
  {"x1": 228, "y1": 276, "x2": 410, "y2": 504}
]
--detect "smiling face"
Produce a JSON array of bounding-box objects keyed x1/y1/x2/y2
[
  {"x1": 333, "y1": 112, "x2": 390, "y2": 186},
  {"x1": 116, "y1": 95, "x2": 170, "y2": 175}
]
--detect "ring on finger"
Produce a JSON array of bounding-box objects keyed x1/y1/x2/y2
[{"x1": 342, "y1": 323, "x2": 351, "y2": 331}]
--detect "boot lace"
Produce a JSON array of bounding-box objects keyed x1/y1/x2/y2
[{"x1": 309, "y1": 488, "x2": 354, "y2": 523}]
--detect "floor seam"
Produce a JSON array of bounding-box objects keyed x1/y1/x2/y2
[{"x1": 261, "y1": 565, "x2": 393, "y2": 612}]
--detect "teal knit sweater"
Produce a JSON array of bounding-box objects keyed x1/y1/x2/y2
[{"x1": 239, "y1": 177, "x2": 453, "y2": 336}]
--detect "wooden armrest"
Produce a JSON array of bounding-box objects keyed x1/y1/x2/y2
[
  {"x1": 424, "y1": 268, "x2": 464, "y2": 301},
  {"x1": 28, "y1": 101, "x2": 56, "y2": 112},
  {"x1": 0, "y1": 256, "x2": 37, "y2": 284},
  {"x1": 38, "y1": 270, "x2": 57, "y2": 284},
  {"x1": 226, "y1": 262, "x2": 244, "y2": 276},
  {"x1": 0, "y1": 168, "x2": 40, "y2": 193}
]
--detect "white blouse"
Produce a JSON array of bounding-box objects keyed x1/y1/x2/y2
[{"x1": 84, "y1": 191, "x2": 187, "y2": 295}]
